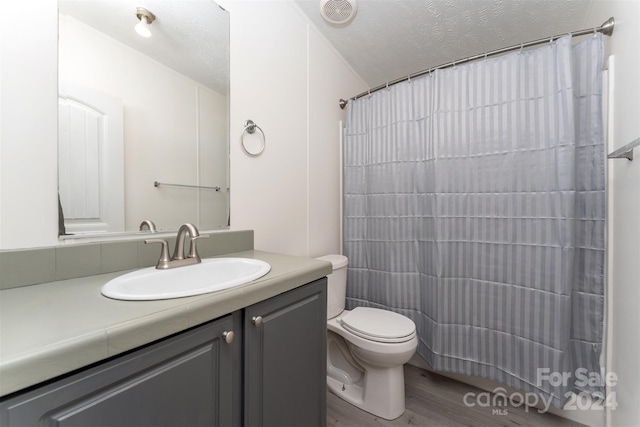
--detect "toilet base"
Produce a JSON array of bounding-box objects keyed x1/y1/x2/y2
[{"x1": 327, "y1": 364, "x2": 406, "y2": 420}]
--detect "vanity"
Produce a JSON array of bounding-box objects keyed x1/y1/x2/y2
[
  {"x1": 0, "y1": 231, "x2": 331, "y2": 426},
  {"x1": 1, "y1": 2, "x2": 332, "y2": 424}
]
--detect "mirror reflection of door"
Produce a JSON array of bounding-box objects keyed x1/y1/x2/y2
[
  {"x1": 58, "y1": 82, "x2": 124, "y2": 234},
  {"x1": 57, "y1": 3, "x2": 230, "y2": 236}
]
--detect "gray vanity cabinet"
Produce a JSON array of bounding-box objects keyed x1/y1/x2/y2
[
  {"x1": 244, "y1": 278, "x2": 327, "y2": 427},
  {"x1": 0, "y1": 278, "x2": 327, "y2": 427},
  {"x1": 0, "y1": 315, "x2": 238, "y2": 426}
]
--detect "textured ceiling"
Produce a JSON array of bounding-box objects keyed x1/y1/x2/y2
[
  {"x1": 59, "y1": 0, "x2": 596, "y2": 96},
  {"x1": 294, "y1": 0, "x2": 595, "y2": 89},
  {"x1": 59, "y1": 0, "x2": 229, "y2": 94}
]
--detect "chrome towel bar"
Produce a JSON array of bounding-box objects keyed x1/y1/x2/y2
[
  {"x1": 154, "y1": 181, "x2": 221, "y2": 191},
  {"x1": 608, "y1": 137, "x2": 639, "y2": 161}
]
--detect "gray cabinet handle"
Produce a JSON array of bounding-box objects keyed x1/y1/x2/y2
[
  {"x1": 251, "y1": 316, "x2": 263, "y2": 326},
  {"x1": 222, "y1": 331, "x2": 234, "y2": 344}
]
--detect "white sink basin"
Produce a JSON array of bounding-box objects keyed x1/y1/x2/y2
[{"x1": 101, "y1": 258, "x2": 271, "y2": 300}]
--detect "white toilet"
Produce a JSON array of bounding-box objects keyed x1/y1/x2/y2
[{"x1": 317, "y1": 254, "x2": 417, "y2": 420}]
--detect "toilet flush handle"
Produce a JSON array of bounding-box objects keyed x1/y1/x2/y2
[{"x1": 252, "y1": 316, "x2": 263, "y2": 326}]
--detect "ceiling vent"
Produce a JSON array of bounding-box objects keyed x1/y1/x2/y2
[{"x1": 320, "y1": 0, "x2": 357, "y2": 26}]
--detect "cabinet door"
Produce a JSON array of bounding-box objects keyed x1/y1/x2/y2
[
  {"x1": 244, "y1": 278, "x2": 327, "y2": 427},
  {"x1": 0, "y1": 315, "x2": 238, "y2": 427}
]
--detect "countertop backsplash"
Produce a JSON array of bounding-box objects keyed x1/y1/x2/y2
[{"x1": 0, "y1": 230, "x2": 254, "y2": 290}]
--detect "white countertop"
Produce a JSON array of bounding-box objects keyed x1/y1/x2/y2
[{"x1": 0, "y1": 250, "x2": 331, "y2": 397}]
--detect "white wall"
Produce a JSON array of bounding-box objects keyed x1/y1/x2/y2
[
  {"x1": 59, "y1": 15, "x2": 228, "y2": 232},
  {"x1": 308, "y1": 24, "x2": 364, "y2": 257},
  {"x1": 0, "y1": 0, "x2": 59, "y2": 249},
  {"x1": 221, "y1": 0, "x2": 367, "y2": 257},
  {"x1": 0, "y1": 0, "x2": 364, "y2": 250},
  {"x1": 584, "y1": 2, "x2": 640, "y2": 426}
]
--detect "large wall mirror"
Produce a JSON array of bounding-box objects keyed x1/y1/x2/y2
[{"x1": 58, "y1": 0, "x2": 229, "y2": 238}]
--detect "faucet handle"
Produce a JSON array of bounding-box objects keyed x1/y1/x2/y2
[
  {"x1": 145, "y1": 239, "x2": 171, "y2": 269},
  {"x1": 188, "y1": 234, "x2": 209, "y2": 259}
]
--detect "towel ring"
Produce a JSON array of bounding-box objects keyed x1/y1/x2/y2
[{"x1": 241, "y1": 119, "x2": 266, "y2": 156}]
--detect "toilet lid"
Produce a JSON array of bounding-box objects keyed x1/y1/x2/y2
[{"x1": 340, "y1": 307, "x2": 416, "y2": 343}]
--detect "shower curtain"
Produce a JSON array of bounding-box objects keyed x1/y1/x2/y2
[{"x1": 343, "y1": 35, "x2": 605, "y2": 407}]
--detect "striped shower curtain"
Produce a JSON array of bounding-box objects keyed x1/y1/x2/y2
[{"x1": 343, "y1": 35, "x2": 605, "y2": 407}]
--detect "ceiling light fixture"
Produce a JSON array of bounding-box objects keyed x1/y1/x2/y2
[{"x1": 135, "y1": 7, "x2": 156, "y2": 38}]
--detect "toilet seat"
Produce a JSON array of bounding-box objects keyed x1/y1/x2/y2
[{"x1": 340, "y1": 307, "x2": 415, "y2": 343}]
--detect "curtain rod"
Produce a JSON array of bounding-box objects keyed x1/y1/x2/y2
[{"x1": 339, "y1": 17, "x2": 614, "y2": 109}]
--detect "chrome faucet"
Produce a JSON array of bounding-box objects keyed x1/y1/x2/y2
[{"x1": 145, "y1": 223, "x2": 209, "y2": 269}]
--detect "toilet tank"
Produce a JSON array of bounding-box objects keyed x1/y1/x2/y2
[{"x1": 316, "y1": 254, "x2": 348, "y2": 319}]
